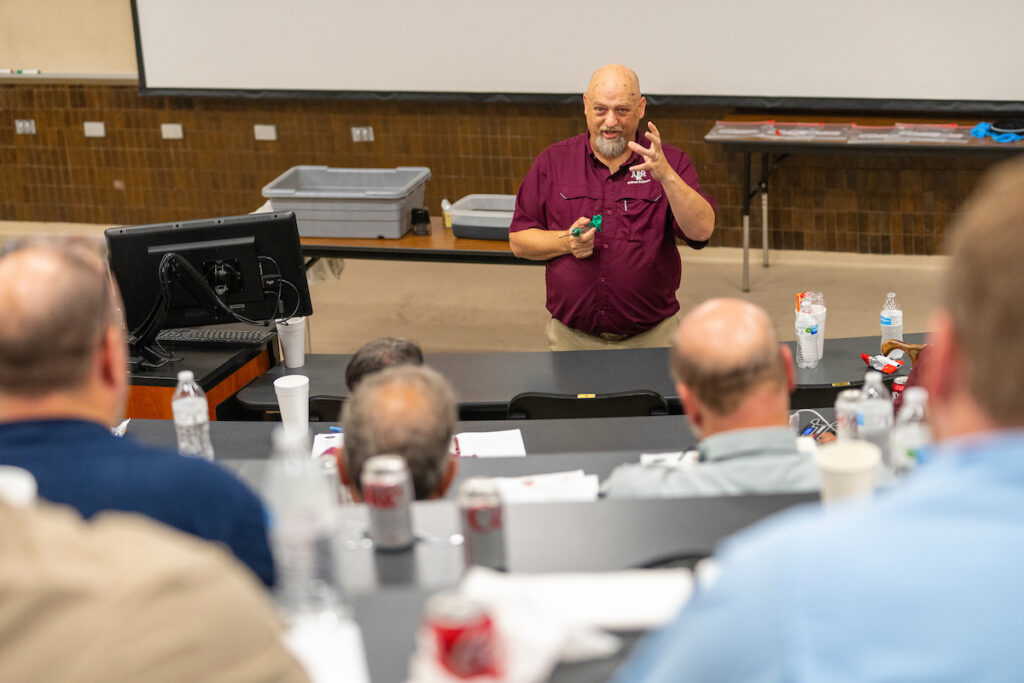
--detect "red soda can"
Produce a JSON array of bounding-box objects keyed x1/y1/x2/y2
[
  {"x1": 458, "y1": 477, "x2": 506, "y2": 570},
  {"x1": 834, "y1": 389, "x2": 862, "y2": 440},
  {"x1": 361, "y1": 455, "x2": 415, "y2": 550},
  {"x1": 425, "y1": 591, "x2": 500, "y2": 678}
]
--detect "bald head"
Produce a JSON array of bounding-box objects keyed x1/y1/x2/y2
[
  {"x1": 586, "y1": 64, "x2": 641, "y2": 101},
  {"x1": 0, "y1": 241, "x2": 117, "y2": 397},
  {"x1": 671, "y1": 299, "x2": 788, "y2": 416},
  {"x1": 341, "y1": 365, "x2": 456, "y2": 500}
]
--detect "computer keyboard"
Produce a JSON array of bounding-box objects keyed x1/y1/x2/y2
[{"x1": 155, "y1": 326, "x2": 277, "y2": 347}]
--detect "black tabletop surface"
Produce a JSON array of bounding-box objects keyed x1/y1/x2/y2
[{"x1": 233, "y1": 333, "x2": 926, "y2": 414}]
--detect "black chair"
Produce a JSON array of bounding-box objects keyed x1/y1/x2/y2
[{"x1": 507, "y1": 390, "x2": 669, "y2": 420}]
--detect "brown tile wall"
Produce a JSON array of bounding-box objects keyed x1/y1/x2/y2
[{"x1": 0, "y1": 82, "x2": 1002, "y2": 254}]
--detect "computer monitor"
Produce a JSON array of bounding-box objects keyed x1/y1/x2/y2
[{"x1": 105, "y1": 211, "x2": 313, "y2": 362}]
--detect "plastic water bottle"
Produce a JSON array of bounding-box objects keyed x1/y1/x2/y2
[
  {"x1": 880, "y1": 292, "x2": 904, "y2": 349},
  {"x1": 857, "y1": 371, "x2": 893, "y2": 468},
  {"x1": 891, "y1": 387, "x2": 931, "y2": 474},
  {"x1": 171, "y1": 370, "x2": 214, "y2": 460},
  {"x1": 440, "y1": 198, "x2": 453, "y2": 229},
  {"x1": 263, "y1": 426, "x2": 341, "y2": 617},
  {"x1": 794, "y1": 297, "x2": 820, "y2": 369}
]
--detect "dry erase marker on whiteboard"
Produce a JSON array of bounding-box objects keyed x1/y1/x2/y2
[{"x1": 17, "y1": 69, "x2": 41, "y2": 75}]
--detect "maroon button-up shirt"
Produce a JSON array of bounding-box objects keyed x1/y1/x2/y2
[{"x1": 510, "y1": 132, "x2": 715, "y2": 336}]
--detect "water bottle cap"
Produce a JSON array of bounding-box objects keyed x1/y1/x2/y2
[{"x1": 176, "y1": 370, "x2": 195, "y2": 382}]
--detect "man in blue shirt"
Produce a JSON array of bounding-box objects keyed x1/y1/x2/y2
[
  {"x1": 614, "y1": 157, "x2": 1024, "y2": 681},
  {"x1": 0, "y1": 237, "x2": 274, "y2": 587}
]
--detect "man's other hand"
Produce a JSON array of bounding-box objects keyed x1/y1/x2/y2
[{"x1": 628, "y1": 121, "x2": 676, "y2": 184}]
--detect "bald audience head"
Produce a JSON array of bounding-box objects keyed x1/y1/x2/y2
[
  {"x1": 670, "y1": 298, "x2": 794, "y2": 437},
  {"x1": 344, "y1": 337, "x2": 424, "y2": 391},
  {"x1": 926, "y1": 156, "x2": 1024, "y2": 438},
  {"x1": 340, "y1": 364, "x2": 457, "y2": 501},
  {"x1": 0, "y1": 238, "x2": 127, "y2": 424}
]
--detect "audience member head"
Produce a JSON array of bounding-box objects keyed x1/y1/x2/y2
[
  {"x1": 584, "y1": 64, "x2": 646, "y2": 160},
  {"x1": 670, "y1": 298, "x2": 794, "y2": 438},
  {"x1": 339, "y1": 364, "x2": 457, "y2": 501},
  {"x1": 0, "y1": 237, "x2": 127, "y2": 425},
  {"x1": 345, "y1": 337, "x2": 424, "y2": 391},
  {"x1": 926, "y1": 156, "x2": 1024, "y2": 439}
]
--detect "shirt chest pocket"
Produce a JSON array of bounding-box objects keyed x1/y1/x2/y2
[
  {"x1": 614, "y1": 188, "x2": 665, "y2": 242},
  {"x1": 552, "y1": 185, "x2": 600, "y2": 230}
]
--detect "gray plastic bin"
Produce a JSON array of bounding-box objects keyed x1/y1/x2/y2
[
  {"x1": 261, "y1": 166, "x2": 431, "y2": 239},
  {"x1": 450, "y1": 194, "x2": 515, "y2": 241}
]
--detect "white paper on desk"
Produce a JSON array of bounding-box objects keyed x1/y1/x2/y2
[
  {"x1": 453, "y1": 429, "x2": 526, "y2": 458},
  {"x1": 493, "y1": 469, "x2": 599, "y2": 503},
  {"x1": 285, "y1": 614, "x2": 370, "y2": 683},
  {"x1": 462, "y1": 566, "x2": 693, "y2": 632},
  {"x1": 312, "y1": 432, "x2": 343, "y2": 458},
  {"x1": 640, "y1": 450, "x2": 699, "y2": 468}
]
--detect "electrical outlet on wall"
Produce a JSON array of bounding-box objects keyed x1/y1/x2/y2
[
  {"x1": 84, "y1": 121, "x2": 106, "y2": 138},
  {"x1": 253, "y1": 124, "x2": 277, "y2": 141},
  {"x1": 161, "y1": 122, "x2": 184, "y2": 140},
  {"x1": 351, "y1": 126, "x2": 375, "y2": 142}
]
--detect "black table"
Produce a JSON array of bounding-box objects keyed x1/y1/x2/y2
[
  {"x1": 338, "y1": 493, "x2": 814, "y2": 682},
  {"x1": 129, "y1": 415, "x2": 696, "y2": 461},
  {"x1": 785, "y1": 332, "x2": 924, "y2": 408},
  {"x1": 351, "y1": 585, "x2": 643, "y2": 683},
  {"x1": 236, "y1": 347, "x2": 679, "y2": 420},
  {"x1": 706, "y1": 129, "x2": 1023, "y2": 291},
  {"x1": 127, "y1": 341, "x2": 275, "y2": 420},
  {"x1": 129, "y1": 417, "x2": 699, "y2": 504},
  {"x1": 233, "y1": 334, "x2": 923, "y2": 418}
]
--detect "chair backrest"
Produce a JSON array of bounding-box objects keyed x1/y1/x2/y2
[{"x1": 507, "y1": 390, "x2": 669, "y2": 420}]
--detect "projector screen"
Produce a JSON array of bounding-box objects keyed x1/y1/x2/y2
[{"x1": 132, "y1": 0, "x2": 1024, "y2": 112}]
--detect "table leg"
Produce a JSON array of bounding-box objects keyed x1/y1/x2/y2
[
  {"x1": 761, "y1": 153, "x2": 770, "y2": 268},
  {"x1": 742, "y1": 152, "x2": 751, "y2": 292}
]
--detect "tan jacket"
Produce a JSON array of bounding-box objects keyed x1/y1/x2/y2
[{"x1": 0, "y1": 501, "x2": 309, "y2": 683}]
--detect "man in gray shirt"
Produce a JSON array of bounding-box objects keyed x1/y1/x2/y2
[{"x1": 602, "y1": 298, "x2": 820, "y2": 498}]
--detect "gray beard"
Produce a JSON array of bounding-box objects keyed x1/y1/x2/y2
[{"x1": 593, "y1": 134, "x2": 628, "y2": 158}]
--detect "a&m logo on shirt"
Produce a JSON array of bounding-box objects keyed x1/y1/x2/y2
[{"x1": 628, "y1": 169, "x2": 650, "y2": 185}]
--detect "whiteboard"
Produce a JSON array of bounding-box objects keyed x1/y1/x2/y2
[{"x1": 133, "y1": 0, "x2": 1024, "y2": 109}]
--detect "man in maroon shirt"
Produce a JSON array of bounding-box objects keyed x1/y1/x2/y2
[{"x1": 509, "y1": 64, "x2": 716, "y2": 350}]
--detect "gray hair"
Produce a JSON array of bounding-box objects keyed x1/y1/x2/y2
[
  {"x1": 0, "y1": 237, "x2": 120, "y2": 396},
  {"x1": 341, "y1": 364, "x2": 456, "y2": 500}
]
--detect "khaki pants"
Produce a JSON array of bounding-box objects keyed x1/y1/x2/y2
[{"x1": 545, "y1": 315, "x2": 680, "y2": 351}]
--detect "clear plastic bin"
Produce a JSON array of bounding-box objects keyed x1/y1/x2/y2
[
  {"x1": 261, "y1": 166, "x2": 431, "y2": 239},
  {"x1": 450, "y1": 194, "x2": 515, "y2": 241}
]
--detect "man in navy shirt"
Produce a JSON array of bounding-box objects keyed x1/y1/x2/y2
[
  {"x1": 0, "y1": 237, "x2": 274, "y2": 586},
  {"x1": 509, "y1": 64, "x2": 715, "y2": 350}
]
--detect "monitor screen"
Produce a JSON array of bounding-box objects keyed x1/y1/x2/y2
[{"x1": 105, "y1": 211, "x2": 313, "y2": 349}]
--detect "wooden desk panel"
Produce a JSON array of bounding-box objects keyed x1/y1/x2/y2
[
  {"x1": 300, "y1": 217, "x2": 537, "y2": 265},
  {"x1": 127, "y1": 345, "x2": 274, "y2": 421}
]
